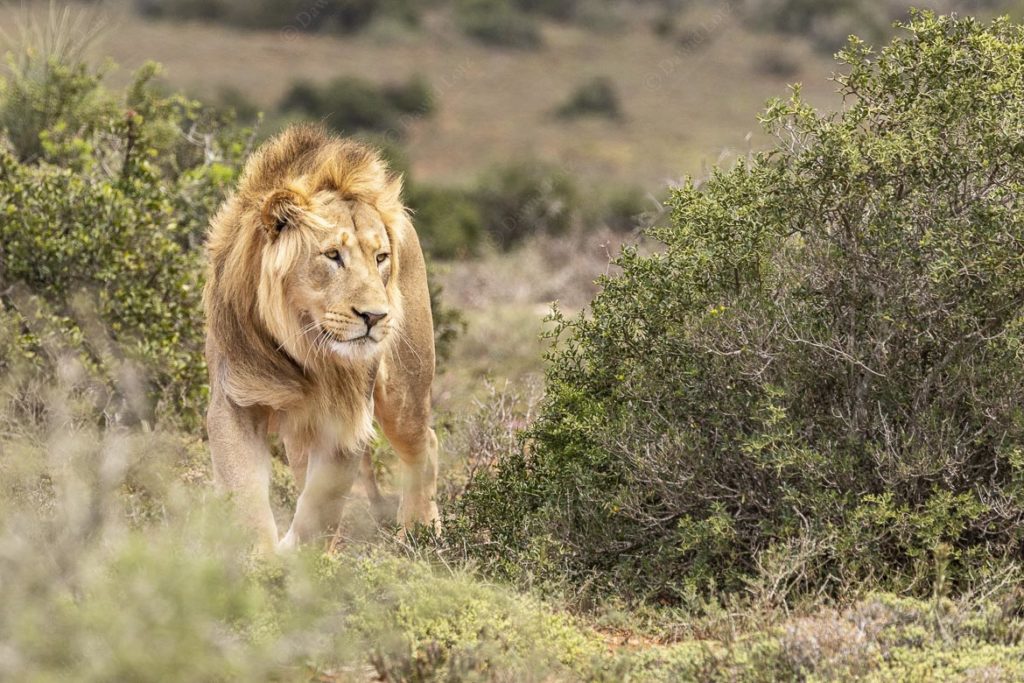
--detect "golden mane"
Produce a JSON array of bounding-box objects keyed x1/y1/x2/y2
[{"x1": 203, "y1": 124, "x2": 407, "y2": 413}]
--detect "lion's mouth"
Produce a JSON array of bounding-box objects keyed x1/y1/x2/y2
[
  {"x1": 323, "y1": 329, "x2": 384, "y2": 361},
  {"x1": 327, "y1": 331, "x2": 378, "y2": 344}
]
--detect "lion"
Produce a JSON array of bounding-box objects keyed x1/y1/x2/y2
[{"x1": 203, "y1": 124, "x2": 439, "y2": 552}]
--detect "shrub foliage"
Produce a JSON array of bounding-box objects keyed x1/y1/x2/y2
[
  {"x1": 454, "y1": 13, "x2": 1024, "y2": 604},
  {"x1": 555, "y1": 76, "x2": 623, "y2": 121},
  {"x1": 474, "y1": 161, "x2": 579, "y2": 249},
  {"x1": 0, "y1": 60, "x2": 247, "y2": 425},
  {"x1": 455, "y1": 0, "x2": 544, "y2": 48},
  {"x1": 137, "y1": 0, "x2": 421, "y2": 33},
  {"x1": 0, "y1": 53, "x2": 457, "y2": 425},
  {"x1": 279, "y1": 74, "x2": 435, "y2": 137}
]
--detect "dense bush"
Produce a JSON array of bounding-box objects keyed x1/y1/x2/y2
[
  {"x1": 555, "y1": 76, "x2": 624, "y2": 121},
  {"x1": 0, "y1": 57, "x2": 112, "y2": 162},
  {"x1": 382, "y1": 73, "x2": 436, "y2": 117},
  {"x1": 453, "y1": 13, "x2": 1024, "y2": 605},
  {"x1": 136, "y1": 0, "x2": 421, "y2": 33},
  {"x1": 511, "y1": 0, "x2": 581, "y2": 20},
  {"x1": 279, "y1": 74, "x2": 434, "y2": 136},
  {"x1": 455, "y1": 0, "x2": 544, "y2": 48},
  {"x1": 599, "y1": 185, "x2": 650, "y2": 233},
  {"x1": 408, "y1": 162, "x2": 645, "y2": 254},
  {"x1": 0, "y1": 56, "x2": 247, "y2": 425},
  {"x1": 741, "y1": 0, "x2": 1010, "y2": 52},
  {"x1": 474, "y1": 160, "x2": 579, "y2": 248},
  {"x1": 408, "y1": 183, "x2": 485, "y2": 258}
]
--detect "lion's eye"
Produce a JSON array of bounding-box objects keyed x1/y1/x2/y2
[
  {"x1": 376, "y1": 253, "x2": 389, "y2": 265},
  {"x1": 324, "y1": 249, "x2": 343, "y2": 266}
]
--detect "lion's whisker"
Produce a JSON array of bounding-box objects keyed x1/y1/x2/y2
[
  {"x1": 277, "y1": 318, "x2": 322, "y2": 353},
  {"x1": 317, "y1": 330, "x2": 332, "y2": 366},
  {"x1": 303, "y1": 329, "x2": 327, "y2": 369},
  {"x1": 392, "y1": 325, "x2": 423, "y2": 370}
]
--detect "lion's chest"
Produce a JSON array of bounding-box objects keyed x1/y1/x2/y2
[{"x1": 274, "y1": 369, "x2": 376, "y2": 455}]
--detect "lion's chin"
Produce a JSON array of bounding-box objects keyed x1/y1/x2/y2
[{"x1": 329, "y1": 337, "x2": 383, "y2": 362}]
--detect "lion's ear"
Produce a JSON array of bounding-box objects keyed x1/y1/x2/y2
[{"x1": 260, "y1": 187, "x2": 309, "y2": 238}]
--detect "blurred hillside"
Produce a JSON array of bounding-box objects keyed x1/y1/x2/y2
[
  {"x1": 0, "y1": 1, "x2": 851, "y2": 189},
  {"x1": 6, "y1": 1, "x2": 1019, "y2": 190}
]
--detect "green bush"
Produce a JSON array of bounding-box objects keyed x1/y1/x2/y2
[
  {"x1": 512, "y1": 0, "x2": 581, "y2": 20},
  {"x1": 214, "y1": 86, "x2": 261, "y2": 123},
  {"x1": 475, "y1": 161, "x2": 579, "y2": 248},
  {"x1": 383, "y1": 73, "x2": 436, "y2": 117},
  {"x1": 555, "y1": 76, "x2": 624, "y2": 121},
  {"x1": 453, "y1": 13, "x2": 1024, "y2": 605},
  {"x1": 279, "y1": 74, "x2": 434, "y2": 136},
  {"x1": 0, "y1": 53, "x2": 247, "y2": 426},
  {"x1": 741, "y1": 0, "x2": 1009, "y2": 52},
  {"x1": 599, "y1": 185, "x2": 650, "y2": 233},
  {"x1": 0, "y1": 51, "x2": 113, "y2": 162},
  {"x1": 428, "y1": 274, "x2": 467, "y2": 372},
  {"x1": 456, "y1": 0, "x2": 543, "y2": 48},
  {"x1": 408, "y1": 184, "x2": 485, "y2": 258},
  {"x1": 136, "y1": 0, "x2": 420, "y2": 33},
  {"x1": 746, "y1": 0, "x2": 890, "y2": 51}
]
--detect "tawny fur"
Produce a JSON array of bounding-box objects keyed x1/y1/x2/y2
[{"x1": 203, "y1": 124, "x2": 439, "y2": 552}]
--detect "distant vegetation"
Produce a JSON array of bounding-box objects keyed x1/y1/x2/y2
[
  {"x1": 555, "y1": 76, "x2": 624, "y2": 121},
  {"x1": 6, "y1": 6, "x2": 1024, "y2": 680},
  {"x1": 740, "y1": 0, "x2": 1016, "y2": 51},
  {"x1": 278, "y1": 73, "x2": 435, "y2": 136},
  {"x1": 455, "y1": 0, "x2": 544, "y2": 48},
  {"x1": 136, "y1": 0, "x2": 421, "y2": 33},
  {"x1": 410, "y1": 160, "x2": 647, "y2": 257}
]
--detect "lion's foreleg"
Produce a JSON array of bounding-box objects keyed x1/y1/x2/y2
[
  {"x1": 394, "y1": 426, "x2": 440, "y2": 534},
  {"x1": 207, "y1": 391, "x2": 279, "y2": 553},
  {"x1": 278, "y1": 446, "x2": 358, "y2": 552},
  {"x1": 282, "y1": 433, "x2": 310, "y2": 492}
]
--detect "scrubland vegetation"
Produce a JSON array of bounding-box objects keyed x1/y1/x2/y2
[{"x1": 3, "y1": 3, "x2": 1024, "y2": 681}]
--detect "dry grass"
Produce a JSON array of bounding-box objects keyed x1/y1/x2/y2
[
  {"x1": 439, "y1": 227, "x2": 627, "y2": 312},
  {"x1": 431, "y1": 228, "x2": 631, "y2": 413}
]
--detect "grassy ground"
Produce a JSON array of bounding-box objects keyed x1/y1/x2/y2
[
  {"x1": 2, "y1": 380, "x2": 1022, "y2": 681},
  {"x1": 0, "y1": 1, "x2": 841, "y2": 189}
]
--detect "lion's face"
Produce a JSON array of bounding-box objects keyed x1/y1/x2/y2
[{"x1": 261, "y1": 190, "x2": 398, "y2": 364}]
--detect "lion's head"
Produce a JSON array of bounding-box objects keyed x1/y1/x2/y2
[
  {"x1": 204, "y1": 126, "x2": 409, "y2": 403},
  {"x1": 258, "y1": 184, "x2": 403, "y2": 364}
]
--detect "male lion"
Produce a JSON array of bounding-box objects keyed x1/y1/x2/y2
[{"x1": 203, "y1": 124, "x2": 439, "y2": 552}]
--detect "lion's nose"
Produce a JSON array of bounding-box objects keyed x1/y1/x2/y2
[{"x1": 353, "y1": 308, "x2": 388, "y2": 329}]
